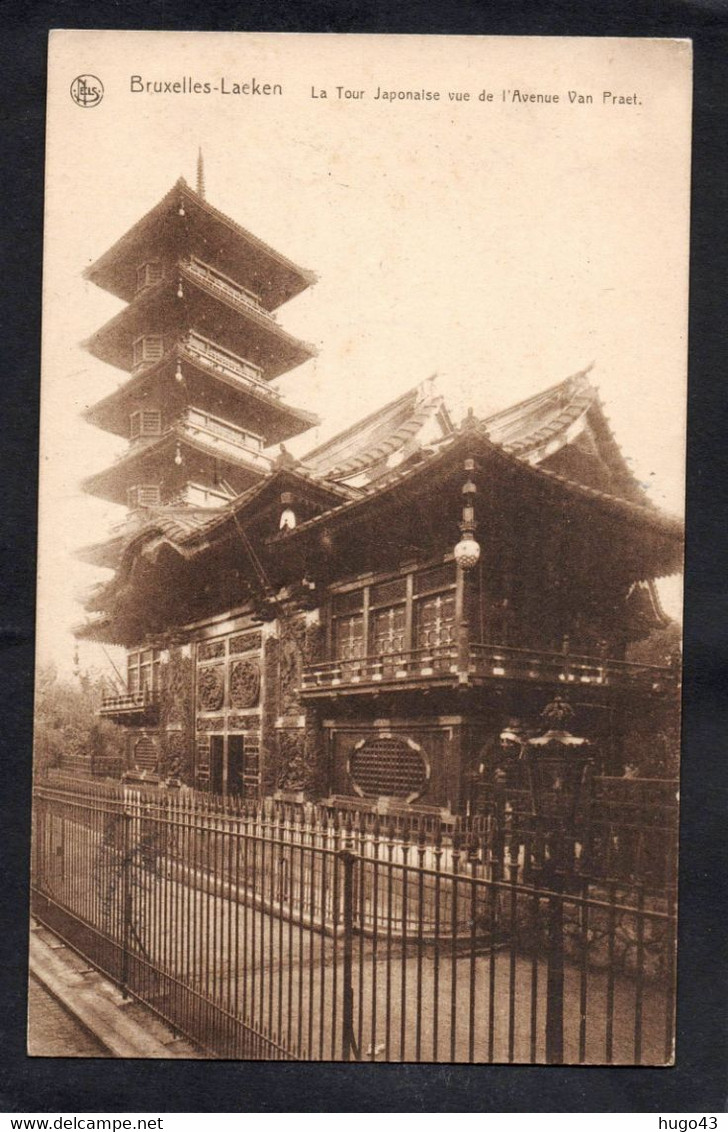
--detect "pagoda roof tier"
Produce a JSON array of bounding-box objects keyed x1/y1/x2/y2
[
  {"x1": 301, "y1": 368, "x2": 658, "y2": 509},
  {"x1": 84, "y1": 178, "x2": 317, "y2": 310},
  {"x1": 82, "y1": 416, "x2": 272, "y2": 505},
  {"x1": 83, "y1": 260, "x2": 317, "y2": 380},
  {"x1": 83, "y1": 338, "x2": 319, "y2": 446}
]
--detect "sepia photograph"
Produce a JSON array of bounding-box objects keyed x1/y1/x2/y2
[{"x1": 29, "y1": 31, "x2": 691, "y2": 1065}]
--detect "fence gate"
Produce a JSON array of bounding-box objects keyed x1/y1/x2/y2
[{"x1": 31, "y1": 784, "x2": 676, "y2": 1064}]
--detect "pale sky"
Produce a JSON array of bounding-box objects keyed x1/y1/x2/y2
[{"x1": 39, "y1": 33, "x2": 691, "y2": 676}]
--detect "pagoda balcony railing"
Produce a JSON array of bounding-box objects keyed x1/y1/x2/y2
[
  {"x1": 110, "y1": 411, "x2": 268, "y2": 468},
  {"x1": 469, "y1": 643, "x2": 676, "y2": 692},
  {"x1": 168, "y1": 480, "x2": 235, "y2": 508},
  {"x1": 183, "y1": 333, "x2": 282, "y2": 399},
  {"x1": 181, "y1": 407, "x2": 271, "y2": 468},
  {"x1": 183, "y1": 258, "x2": 276, "y2": 321},
  {"x1": 99, "y1": 687, "x2": 158, "y2": 717},
  {"x1": 301, "y1": 642, "x2": 676, "y2": 695},
  {"x1": 183, "y1": 406, "x2": 265, "y2": 454}
]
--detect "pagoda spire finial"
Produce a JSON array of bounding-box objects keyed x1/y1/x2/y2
[{"x1": 196, "y1": 148, "x2": 205, "y2": 199}]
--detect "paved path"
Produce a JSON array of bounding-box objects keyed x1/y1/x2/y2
[
  {"x1": 28, "y1": 976, "x2": 110, "y2": 1057},
  {"x1": 28, "y1": 922, "x2": 205, "y2": 1059}
]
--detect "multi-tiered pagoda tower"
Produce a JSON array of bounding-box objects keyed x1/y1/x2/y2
[{"x1": 79, "y1": 160, "x2": 319, "y2": 572}]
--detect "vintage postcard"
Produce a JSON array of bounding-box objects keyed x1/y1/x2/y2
[{"x1": 30, "y1": 31, "x2": 691, "y2": 1064}]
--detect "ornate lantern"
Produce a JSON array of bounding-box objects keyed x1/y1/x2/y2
[
  {"x1": 453, "y1": 458, "x2": 481, "y2": 570},
  {"x1": 525, "y1": 696, "x2": 592, "y2": 825},
  {"x1": 279, "y1": 490, "x2": 297, "y2": 531}
]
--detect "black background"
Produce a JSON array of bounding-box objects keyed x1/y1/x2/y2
[{"x1": 1, "y1": 0, "x2": 726, "y2": 1114}]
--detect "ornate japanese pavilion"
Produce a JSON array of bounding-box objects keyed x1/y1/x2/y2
[{"x1": 75, "y1": 167, "x2": 683, "y2": 812}]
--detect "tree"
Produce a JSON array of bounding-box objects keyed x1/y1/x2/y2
[{"x1": 34, "y1": 664, "x2": 125, "y2": 777}]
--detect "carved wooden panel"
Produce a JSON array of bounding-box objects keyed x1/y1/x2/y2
[
  {"x1": 229, "y1": 631, "x2": 263, "y2": 655},
  {"x1": 198, "y1": 640, "x2": 225, "y2": 661},
  {"x1": 228, "y1": 714, "x2": 259, "y2": 731},
  {"x1": 229, "y1": 658, "x2": 260, "y2": 708},
  {"x1": 304, "y1": 621, "x2": 324, "y2": 666},
  {"x1": 196, "y1": 716, "x2": 225, "y2": 732},
  {"x1": 163, "y1": 649, "x2": 194, "y2": 727},
  {"x1": 198, "y1": 665, "x2": 225, "y2": 712},
  {"x1": 165, "y1": 731, "x2": 190, "y2": 780},
  {"x1": 279, "y1": 615, "x2": 306, "y2": 717},
  {"x1": 159, "y1": 648, "x2": 195, "y2": 784},
  {"x1": 261, "y1": 635, "x2": 280, "y2": 794},
  {"x1": 276, "y1": 729, "x2": 307, "y2": 791}
]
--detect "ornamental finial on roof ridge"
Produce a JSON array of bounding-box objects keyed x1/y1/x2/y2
[
  {"x1": 458, "y1": 407, "x2": 490, "y2": 439},
  {"x1": 415, "y1": 374, "x2": 438, "y2": 404},
  {"x1": 569, "y1": 360, "x2": 596, "y2": 390}
]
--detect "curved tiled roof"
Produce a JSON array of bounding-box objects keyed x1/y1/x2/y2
[
  {"x1": 269, "y1": 424, "x2": 682, "y2": 549},
  {"x1": 484, "y1": 367, "x2": 595, "y2": 452},
  {"x1": 302, "y1": 378, "x2": 453, "y2": 483},
  {"x1": 482, "y1": 367, "x2": 651, "y2": 507},
  {"x1": 78, "y1": 368, "x2": 683, "y2": 641},
  {"x1": 77, "y1": 505, "x2": 225, "y2": 569}
]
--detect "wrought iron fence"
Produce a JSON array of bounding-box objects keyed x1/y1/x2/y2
[
  {"x1": 31, "y1": 782, "x2": 676, "y2": 1064},
  {"x1": 38, "y1": 770, "x2": 678, "y2": 892}
]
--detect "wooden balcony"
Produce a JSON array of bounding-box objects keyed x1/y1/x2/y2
[
  {"x1": 184, "y1": 257, "x2": 275, "y2": 320},
  {"x1": 183, "y1": 406, "x2": 264, "y2": 454},
  {"x1": 469, "y1": 643, "x2": 676, "y2": 693},
  {"x1": 184, "y1": 333, "x2": 280, "y2": 395},
  {"x1": 301, "y1": 641, "x2": 677, "y2": 699},
  {"x1": 99, "y1": 688, "x2": 158, "y2": 722}
]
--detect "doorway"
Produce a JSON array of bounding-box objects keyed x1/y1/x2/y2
[
  {"x1": 210, "y1": 736, "x2": 224, "y2": 795},
  {"x1": 228, "y1": 735, "x2": 245, "y2": 797},
  {"x1": 208, "y1": 734, "x2": 245, "y2": 796}
]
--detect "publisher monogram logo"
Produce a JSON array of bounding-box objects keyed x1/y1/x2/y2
[{"x1": 70, "y1": 75, "x2": 104, "y2": 107}]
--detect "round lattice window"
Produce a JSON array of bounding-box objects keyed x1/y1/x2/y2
[
  {"x1": 133, "y1": 736, "x2": 158, "y2": 772},
  {"x1": 349, "y1": 735, "x2": 429, "y2": 803},
  {"x1": 229, "y1": 659, "x2": 260, "y2": 708},
  {"x1": 197, "y1": 665, "x2": 224, "y2": 712}
]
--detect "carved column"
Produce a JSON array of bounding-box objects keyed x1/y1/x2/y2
[
  {"x1": 160, "y1": 645, "x2": 194, "y2": 783},
  {"x1": 261, "y1": 610, "x2": 326, "y2": 798}
]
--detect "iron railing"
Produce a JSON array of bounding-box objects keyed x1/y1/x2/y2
[{"x1": 31, "y1": 783, "x2": 676, "y2": 1064}]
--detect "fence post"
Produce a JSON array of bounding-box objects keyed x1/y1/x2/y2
[
  {"x1": 120, "y1": 802, "x2": 132, "y2": 1000},
  {"x1": 339, "y1": 844, "x2": 357, "y2": 1061},
  {"x1": 492, "y1": 775, "x2": 506, "y2": 882},
  {"x1": 544, "y1": 828, "x2": 564, "y2": 1065}
]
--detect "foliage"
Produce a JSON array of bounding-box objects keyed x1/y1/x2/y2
[
  {"x1": 625, "y1": 621, "x2": 682, "y2": 778},
  {"x1": 34, "y1": 663, "x2": 125, "y2": 775}
]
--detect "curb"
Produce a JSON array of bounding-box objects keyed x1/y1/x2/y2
[{"x1": 29, "y1": 929, "x2": 198, "y2": 1059}]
